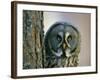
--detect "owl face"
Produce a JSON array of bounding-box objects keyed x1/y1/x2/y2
[{"x1": 44, "y1": 22, "x2": 80, "y2": 67}]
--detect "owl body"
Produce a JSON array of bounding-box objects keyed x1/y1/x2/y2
[{"x1": 44, "y1": 22, "x2": 80, "y2": 68}]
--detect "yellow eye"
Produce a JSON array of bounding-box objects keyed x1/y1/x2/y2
[{"x1": 67, "y1": 35, "x2": 72, "y2": 42}]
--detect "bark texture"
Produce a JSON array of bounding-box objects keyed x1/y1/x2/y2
[{"x1": 23, "y1": 10, "x2": 45, "y2": 69}]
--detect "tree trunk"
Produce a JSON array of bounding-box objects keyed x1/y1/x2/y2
[{"x1": 23, "y1": 10, "x2": 44, "y2": 69}]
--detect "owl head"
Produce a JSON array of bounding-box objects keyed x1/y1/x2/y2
[{"x1": 44, "y1": 22, "x2": 80, "y2": 68}]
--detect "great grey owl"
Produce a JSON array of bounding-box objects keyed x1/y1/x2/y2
[{"x1": 44, "y1": 22, "x2": 80, "y2": 68}]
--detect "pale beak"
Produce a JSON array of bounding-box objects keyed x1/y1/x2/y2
[{"x1": 63, "y1": 42, "x2": 67, "y2": 50}]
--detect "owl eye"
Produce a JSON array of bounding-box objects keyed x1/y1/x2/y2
[
  {"x1": 67, "y1": 35, "x2": 72, "y2": 42},
  {"x1": 57, "y1": 35, "x2": 62, "y2": 42}
]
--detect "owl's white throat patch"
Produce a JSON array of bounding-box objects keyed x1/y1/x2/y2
[
  {"x1": 53, "y1": 49, "x2": 63, "y2": 57},
  {"x1": 65, "y1": 49, "x2": 71, "y2": 57}
]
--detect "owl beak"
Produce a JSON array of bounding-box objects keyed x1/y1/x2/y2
[
  {"x1": 63, "y1": 42, "x2": 67, "y2": 50},
  {"x1": 62, "y1": 42, "x2": 68, "y2": 57}
]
